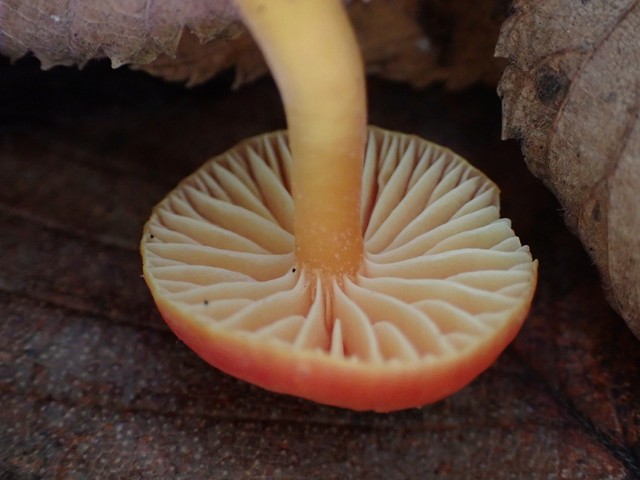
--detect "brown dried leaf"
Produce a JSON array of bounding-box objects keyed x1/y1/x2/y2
[
  {"x1": 497, "y1": 0, "x2": 640, "y2": 338},
  {"x1": 131, "y1": 0, "x2": 442, "y2": 89},
  {"x1": 0, "y1": 0, "x2": 240, "y2": 68},
  {"x1": 0, "y1": 0, "x2": 506, "y2": 90},
  {"x1": 131, "y1": 28, "x2": 265, "y2": 88},
  {"x1": 136, "y1": 0, "x2": 509, "y2": 89}
]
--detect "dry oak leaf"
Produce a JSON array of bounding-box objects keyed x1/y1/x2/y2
[{"x1": 497, "y1": 0, "x2": 640, "y2": 338}]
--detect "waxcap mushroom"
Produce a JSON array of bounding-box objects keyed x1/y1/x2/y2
[
  {"x1": 141, "y1": 127, "x2": 537, "y2": 412},
  {"x1": 142, "y1": 0, "x2": 536, "y2": 411}
]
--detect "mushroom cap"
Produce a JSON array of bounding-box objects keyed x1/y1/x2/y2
[{"x1": 141, "y1": 127, "x2": 537, "y2": 412}]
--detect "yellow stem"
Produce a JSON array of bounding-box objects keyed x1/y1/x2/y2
[{"x1": 234, "y1": 0, "x2": 366, "y2": 279}]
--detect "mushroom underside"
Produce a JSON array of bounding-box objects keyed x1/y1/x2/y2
[{"x1": 142, "y1": 127, "x2": 536, "y2": 366}]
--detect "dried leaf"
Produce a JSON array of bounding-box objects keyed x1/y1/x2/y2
[
  {"x1": 0, "y1": 0, "x2": 506, "y2": 89},
  {"x1": 497, "y1": 0, "x2": 640, "y2": 338},
  {"x1": 0, "y1": 0, "x2": 240, "y2": 68},
  {"x1": 137, "y1": 0, "x2": 509, "y2": 89},
  {"x1": 132, "y1": 0, "x2": 442, "y2": 89},
  {"x1": 131, "y1": 28, "x2": 265, "y2": 88}
]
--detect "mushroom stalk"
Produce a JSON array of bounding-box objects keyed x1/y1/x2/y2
[{"x1": 234, "y1": 0, "x2": 366, "y2": 279}]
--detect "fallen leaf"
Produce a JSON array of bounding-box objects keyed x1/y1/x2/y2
[
  {"x1": 0, "y1": 0, "x2": 506, "y2": 89},
  {"x1": 136, "y1": 0, "x2": 509, "y2": 89},
  {"x1": 134, "y1": 0, "x2": 439, "y2": 88},
  {"x1": 497, "y1": 0, "x2": 640, "y2": 338},
  {"x1": 0, "y1": 0, "x2": 240, "y2": 68}
]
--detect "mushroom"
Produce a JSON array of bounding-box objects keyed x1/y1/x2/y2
[{"x1": 141, "y1": 0, "x2": 537, "y2": 412}]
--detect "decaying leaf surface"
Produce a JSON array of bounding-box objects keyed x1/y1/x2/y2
[
  {"x1": 134, "y1": 0, "x2": 439, "y2": 88},
  {"x1": 0, "y1": 0, "x2": 506, "y2": 89},
  {"x1": 497, "y1": 0, "x2": 640, "y2": 339},
  {"x1": 0, "y1": 0, "x2": 240, "y2": 68},
  {"x1": 136, "y1": 0, "x2": 509, "y2": 89}
]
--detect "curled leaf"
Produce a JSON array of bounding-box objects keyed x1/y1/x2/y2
[{"x1": 497, "y1": 0, "x2": 640, "y2": 338}]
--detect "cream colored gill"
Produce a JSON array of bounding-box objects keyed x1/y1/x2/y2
[{"x1": 142, "y1": 128, "x2": 537, "y2": 363}]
